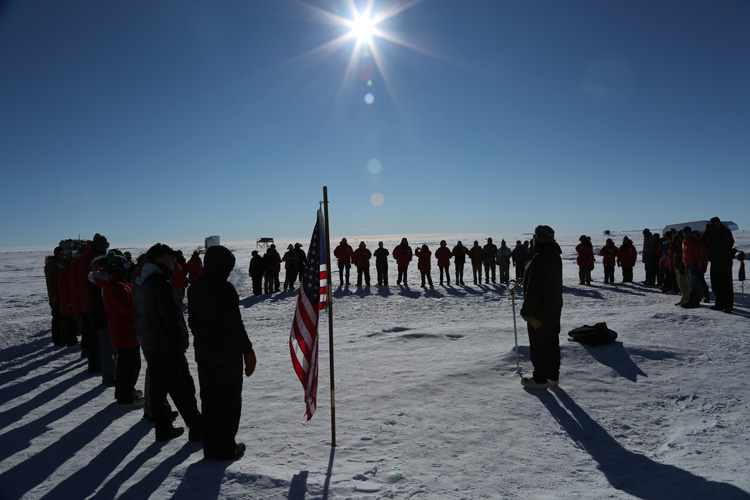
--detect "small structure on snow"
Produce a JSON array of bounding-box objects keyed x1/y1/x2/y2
[
  {"x1": 257, "y1": 237, "x2": 274, "y2": 248},
  {"x1": 205, "y1": 235, "x2": 220, "y2": 249}
]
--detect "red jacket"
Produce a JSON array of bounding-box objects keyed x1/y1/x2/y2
[
  {"x1": 435, "y1": 245, "x2": 452, "y2": 267},
  {"x1": 75, "y1": 242, "x2": 98, "y2": 314},
  {"x1": 576, "y1": 241, "x2": 594, "y2": 267},
  {"x1": 334, "y1": 244, "x2": 354, "y2": 264},
  {"x1": 172, "y1": 261, "x2": 186, "y2": 288},
  {"x1": 393, "y1": 244, "x2": 413, "y2": 266},
  {"x1": 617, "y1": 244, "x2": 638, "y2": 268},
  {"x1": 353, "y1": 247, "x2": 372, "y2": 269},
  {"x1": 469, "y1": 246, "x2": 483, "y2": 266},
  {"x1": 600, "y1": 243, "x2": 617, "y2": 267},
  {"x1": 415, "y1": 248, "x2": 432, "y2": 270},
  {"x1": 185, "y1": 255, "x2": 203, "y2": 284},
  {"x1": 102, "y1": 273, "x2": 140, "y2": 349},
  {"x1": 58, "y1": 260, "x2": 74, "y2": 316},
  {"x1": 682, "y1": 235, "x2": 703, "y2": 268}
]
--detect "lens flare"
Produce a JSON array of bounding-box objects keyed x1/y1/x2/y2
[
  {"x1": 367, "y1": 158, "x2": 382, "y2": 174},
  {"x1": 364, "y1": 93, "x2": 375, "y2": 104},
  {"x1": 370, "y1": 193, "x2": 384, "y2": 206}
]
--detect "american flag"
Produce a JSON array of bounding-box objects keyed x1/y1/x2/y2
[{"x1": 290, "y1": 209, "x2": 327, "y2": 420}]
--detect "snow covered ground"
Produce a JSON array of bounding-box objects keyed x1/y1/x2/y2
[{"x1": 1, "y1": 232, "x2": 749, "y2": 499}]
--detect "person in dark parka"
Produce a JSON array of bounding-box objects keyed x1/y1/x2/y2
[
  {"x1": 702, "y1": 217, "x2": 735, "y2": 313},
  {"x1": 520, "y1": 225, "x2": 563, "y2": 390},
  {"x1": 136, "y1": 243, "x2": 202, "y2": 442},
  {"x1": 248, "y1": 250, "x2": 264, "y2": 296},
  {"x1": 188, "y1": 245, "x2": 256, "y2": 461}
]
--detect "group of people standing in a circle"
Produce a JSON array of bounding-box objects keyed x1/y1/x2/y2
[{"x1": 331, "y1": 237, "x2": 533, "y2": 288}]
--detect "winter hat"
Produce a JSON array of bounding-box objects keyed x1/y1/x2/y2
[
  {"x1": 440, "y1": 240, "x2": 446, "y2": 246},
  {"x1": 359, "y1": 241, "x2": 366, "y2": 248},
  {"x1": 422, "y1": 244, "x2": 428, "y2": 251},
  {"x1": 341, "y1": 238, "x2": 347, "y2": 244},
  {"x1": 401, "y1": 238, "x2": 408, "y2": 245},
  {"x1": 579, "y1": 235, "x2": 587, "y2": 242},
  {"x1": 710, "y1": 217, "x2": 721, "y2": 225},
  {"x1": 92, "y1": 233, "x2": 109, "y2": 252},
  {"x1": 534, "y1": 225, "x2": 555, "y2": 244},
  {"x1": 105, "y1": 250, "x2": 129, "y2": 273},
  {"x1": 487, "y1": 237, "x2": 493, "y2": 244},
  {"x1": 378, "y1": 241, "x2": 384, "y2": 247},
  {"x1": 251, "y1": 250, "x2": 258, "y2": 256},
  {"x1": 457, "y1": 241, "x2": 463, "y2": 246},
  {"x1": 146, "y1": 243, "x2": 178, "y2": 262},
  {"x1": 288, "y1": 244, "x2": 294, "y2": 249}
]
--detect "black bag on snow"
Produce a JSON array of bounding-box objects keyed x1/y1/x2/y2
[{"x1": 567, "y1": 322, "x2": 617, "y2": 347}]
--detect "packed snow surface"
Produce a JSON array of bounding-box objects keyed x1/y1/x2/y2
[{"x1": 1, "y1": 233, "x2": 749, "y2": 499}]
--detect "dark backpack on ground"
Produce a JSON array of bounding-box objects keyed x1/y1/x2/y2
[{"x1": 568, "y1": 322, "x2": 617, "y2": 347}]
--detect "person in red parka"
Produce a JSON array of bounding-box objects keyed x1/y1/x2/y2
[
  {"x1": 173, "y1": 251, "x2": 187, "y2": 305},
  {"x1": 599, "y1": 238, "x2": 617, "y2": 284},
  {"x1": 99, "y1": 251, "x2": 144, "y2": 406},
  {"x1": 333, "y1": 238, "x2": 354, "y2": 285},
  {"x1": 185, "y1": 251, "x2": 204, "y2": 285},
  {"x1": 76, "y1": 233, "x2": 110, "y2": 372},
  {"x1": 414, "y1": 244, "x2": 434, "y2": 288},
  {"x1": 575, "y1": 235, "x2": 594, "y2": 285},
  {"x1": 435, "y1": 240, "x2": 452, "y2": 286},
  {"x1": 616, "y1": 237, "x2": 638, "y2": 283},
  {"x1": 353, "y1": 242, "x2": 372, "y2": 287},
  {"x1": 393, "y1": 238, "x2": 413, "y2": 286}
]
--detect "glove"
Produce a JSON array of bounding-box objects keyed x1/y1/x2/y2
[
  {"x1": 521, "y1": 315, "x2": 543, "y2": 329},
  {"x1": 244, "y1": 350, "x2": 257, "y2": 377}
]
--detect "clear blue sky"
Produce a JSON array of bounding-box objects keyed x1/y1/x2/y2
[{"x1": 1, "y1": 0, "x2": 748, "y2": 248}]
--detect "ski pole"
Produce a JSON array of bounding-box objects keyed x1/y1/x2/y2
[{"x1": 508, "y1": 279, "x2": 520, "y2": 373}]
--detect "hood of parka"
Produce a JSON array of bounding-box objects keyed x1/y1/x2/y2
[{"x1": 202, "y1": 245, "x2": 236, "y2": 281}]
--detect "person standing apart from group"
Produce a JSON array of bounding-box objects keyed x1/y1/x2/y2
[
  {"x1": 520, "y1": 226, "x2": 563, "y2": 391},
  {"x1": 188, "y1": 245, "x2": 256, "y2": 461}
]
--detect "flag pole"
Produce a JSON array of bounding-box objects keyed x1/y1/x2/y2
[{"x1": 322, "y1": 186, "x2": 336, "y2": 447}]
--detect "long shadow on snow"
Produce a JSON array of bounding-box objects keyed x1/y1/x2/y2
[
  {"x1": 0, "y1": 396, "x2": 127, "y2": 499},
  {"x1": 534, "y1": 389, "x2": 750, "y2": 499},
  {"x1": 114, "y1": 442, "x2": 199, "y2": 499},
  {"x1": 0, "y1": 337, "x2": 68, "y2": 376},
  {"x1": 563, "y1": 285, "x2": 604, "y2": 300},
  {"x1": 568, "y1": 341, "x2": 648, "y2": 382},
  {"x1": 171, "y1": 456, "x2": 233, "y2": 500},
  {"x1": 0, "y1": 350, "x2": 82, "y2": 396},
  {"x1": 0, "y1": 376, "x2": 105, "y2": 462},
  {"x1": 38, "y1": 419, "x2": 151, "y2": 500},
  {"x1": 0, "y1": 360, "x2": 87, "y2": 433}
]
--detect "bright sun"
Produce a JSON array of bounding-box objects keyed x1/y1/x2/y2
[{"x1": 350, "y1": 13, "x2": 375, "y2": 43}]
